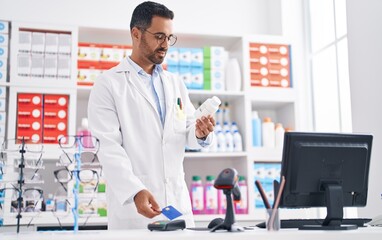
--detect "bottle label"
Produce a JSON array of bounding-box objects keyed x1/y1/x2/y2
[
  {"x1": 192, "y1": 186, "x2": 204, "y2": 210},
  {"x1": 205, "y1": 185, "x2": 218, "y2": 210},
  {"x1": 236, "y1": 185, "x2": 248, "y2": 210}
]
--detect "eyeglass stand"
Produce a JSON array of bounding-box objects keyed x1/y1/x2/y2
[
  {"x1": 72, "y1": 142, "x2": 82, "y2": 233},
  {"x1": 13, "y1": 137, "x2": 27, "y2": 234}
]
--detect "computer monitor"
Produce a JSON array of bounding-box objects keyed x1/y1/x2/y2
[{"x1": 279, "y1": 132, "x2": 373, "y2": 230}]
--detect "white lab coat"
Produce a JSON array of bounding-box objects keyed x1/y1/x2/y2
[{"x1": 88, "y1": 59, "x2": 207, "y2": 229}]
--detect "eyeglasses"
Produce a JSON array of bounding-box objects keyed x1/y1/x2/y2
[
  {"x1": 1, "y1": 139, "x2": 43, "y2": 153},
  {"x1": 0, "y1": 187, "x2": 43, "y2": 214},
  {"x1": 58, "y1": 135, "x2": 100, "y2": 151},
  {"x1": 141, "y1": 29, "x2": 177, "y2": 46},
  {"x1": 54, "y1": 168, "x2": 99, "y2": 192},
  {"x1": 59, "y1": 151, "x2": 99, "y2": 167}
]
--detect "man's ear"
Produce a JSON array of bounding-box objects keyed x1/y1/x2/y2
[{"x1": 131, "y1": 27, "x2": 140, "y2": 40}]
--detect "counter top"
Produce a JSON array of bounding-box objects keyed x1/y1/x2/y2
[{"x1": 1, "y1": 227, "x2": 382, "y2": 240}]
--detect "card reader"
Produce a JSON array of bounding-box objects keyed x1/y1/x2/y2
[{"x1": 147, "y1": 219, "x2": 186, "y2": 231}]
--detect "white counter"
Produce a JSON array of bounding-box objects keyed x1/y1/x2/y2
[{"x1": 1, "y1": 227, "x2": 382, "y2": 240}]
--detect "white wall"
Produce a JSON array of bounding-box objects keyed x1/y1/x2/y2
[
  {"x1": 0, "y1": 0, "x2": 281, "y2": 35},
  {"x1": 347, "y1": 0, "x2": 382, "y2": 218}
]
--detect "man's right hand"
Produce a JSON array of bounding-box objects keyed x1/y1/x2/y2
[{"x1": 133, "y1": 189, "x2": 161, "y2": 218}]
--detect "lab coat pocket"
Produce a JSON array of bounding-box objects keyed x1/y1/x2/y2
[{"x1": 173, "y1": 104, "x2": 186, "y2": 133}]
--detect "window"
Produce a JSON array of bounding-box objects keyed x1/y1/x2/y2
[{"x1": 308, "y1": 0, "x2": 352, "y2": 132}]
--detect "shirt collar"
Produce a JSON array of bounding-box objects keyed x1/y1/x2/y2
[{"x1": 127, "y1": 57, "x2": 163, "y2": 77}]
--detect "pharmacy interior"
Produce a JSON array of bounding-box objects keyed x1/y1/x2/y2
[{"x1": 0, "y1": 0, "x2": 380, "y2": 236}]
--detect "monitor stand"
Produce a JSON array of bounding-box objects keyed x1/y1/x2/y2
[{"x1": 300, "y1": 184, "x2": 358, "y2": 230}]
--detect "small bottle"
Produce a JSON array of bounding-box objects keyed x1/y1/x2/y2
[
  {"x1": 190, "y1": 176, "x2": 204, "y2": 214},
  {"x1": 215, "y1": 108, "x2": 223, "y2": 125},
  {"x1": 45, "y1": 193, "x2": 55, "y2": 212},
  {"x1": 204, "y1": 175, "x2": 218, "y2": 214},
  {"x1": 235, "y1": 176, "x2": 248, "y2": 214},
  {"x1": 262, "y1": 117, "x2": 275, "y2": 148},
  {"x1": 214, "y1": 121, "x2": 222, "y2": 134},
  {"x1": 222, "y1": 121, "x2": 230, "y2": 133},
  {"x1": 194, "y1": 96, "x2": 221, "y2": 120},
  {"x1": 225, "y1": 130, "x2": 234, "y2": 152},
  {"x1": 275, "y1": 123, "x2": 285, "y2": 149},
  {"x1": 233, "y1": 130, "x2": 243, "y2": 152},
  {"x1": 252, "y1": 111, "x2": 262, "y2": 147},
  {"x1": 230, "y1": 121, "x2": 239, "y2": 133},
  {"x1": 216, "y1": 131, "x2": 226, "y2": 152},
  {"x1": 223, "y1": 102, "x2": 231, "y2": 124},
  {"x1": 77, "y1": 118, "x2": 92, "y2": 148}
]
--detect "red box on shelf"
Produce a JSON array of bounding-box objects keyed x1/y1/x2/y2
[
  {"x1": 17, "y1": 93, "x2": 43, "y2": 107},
  {"x1": 17, "y1": 106, "x2": 43, "y2": 119},
  {"x1": 44, "y1": 106, "x2": 68, "y2": 120},
  {"x1": 43, "y1": 94, "x2": 69, "y2": 108}
]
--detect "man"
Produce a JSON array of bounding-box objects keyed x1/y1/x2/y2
[{"x1": 88, "y1": 1, "x2": 215, "y2": 229}]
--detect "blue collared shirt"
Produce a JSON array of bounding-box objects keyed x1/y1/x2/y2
[{"x1": 127, "y1": 57, "x2": 166, "y2": 127}]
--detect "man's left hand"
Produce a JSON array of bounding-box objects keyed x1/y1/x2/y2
[{"x1": 195, "y1": 115, "x2": 216, "y2": 139}]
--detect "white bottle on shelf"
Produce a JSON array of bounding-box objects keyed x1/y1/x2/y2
[
  {"x1": 215, "y1": 108, "x2": 223, "y2": 125},
  {"x1": 262, "y1": 117, "x2": 275, "y2": 148},
  {"x1": 233, "y1": 130, "x2": 243, "y2": 152},
  {"x1": 217, "y1": 131, "x2": 226, "y2": 152},
  {"x1": 225, "y1": 58, "x2": 242, "y2": 91},
  {"x1": 225, "y1": 130, "x2": 234, "y2": 152},
  {"x1": 222, "y1": 121, "x2": 230, "y2": 133},
  {"x1": 252, "y1": 111, "x2": 262, "y2": 147},
  {"x1": 194, "y1": 96, "x2": 221, "y2": 120},
  {"x1": 223, "y1": 102, "x2": 231, "y2": 124},
  {"x1": 230, "y1": 121, "x2": 239, "y2": 133},
  {"x1": 275, "y1": 123, "x2": 285, "y2": 149}
]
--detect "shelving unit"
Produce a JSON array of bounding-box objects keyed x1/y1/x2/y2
[{"x1": 1, "y1": 22, "x2": 305, "y2": 228}]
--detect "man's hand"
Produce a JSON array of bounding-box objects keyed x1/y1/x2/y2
[
  {"x1": 134, "y1": 189, "x2": 161, "y2": 218},
  {"x1": 195, "y1": 115, "x2": 216, "y2": 139}
]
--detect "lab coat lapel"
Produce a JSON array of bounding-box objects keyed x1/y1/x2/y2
[
  {"x1": 161, "y1": 71, "x2": 174, "y2": 137},
  {"x1": 114, "y1": 59, "x2": 162, "y2": 126}
]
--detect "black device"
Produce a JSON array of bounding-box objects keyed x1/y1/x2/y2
[
  {"x1": 279, "y1": 132, "x2": 373, "y2": 230},
  {"x1": 210, "y1": 168, "x2": 244, "y2": 232},
  {"x1": 256, "y1": 218, "x2": 372, "y2": 229},
  {"x1": 147, "y1": 219, "x2": 186, "y2": 231}
]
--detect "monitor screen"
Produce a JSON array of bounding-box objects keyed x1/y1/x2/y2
[{"x1": 279, "y1": 132, "x2": 373, "y2": 230}]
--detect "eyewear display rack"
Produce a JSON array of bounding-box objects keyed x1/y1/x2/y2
[{"x1": 0, "y1": 137, "x2": 45, "y2": 233}]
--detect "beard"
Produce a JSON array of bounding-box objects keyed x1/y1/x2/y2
[{"x1": 140, "y1": 36, "x2": 167, "y2": 65}]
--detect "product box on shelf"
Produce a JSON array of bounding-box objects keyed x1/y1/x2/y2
[
  {"x1": 248, "y1": 42, "x2": 291, "y2": 88},
  {"x1": 0, "y1": 33, "x2": 9, "y2": 46},
  {"x1": 44, "y1": 33, "x2": 59, "y2": 54},
  {"x1": 31, "y1": 32, "x2": 46, "y2": 53},
  {"x1": 0, "y1": 20, "x2": 9, "y2": 34}
]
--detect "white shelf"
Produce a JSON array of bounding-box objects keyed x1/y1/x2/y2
[
  {"x1": 184, "y1": 151, "x2": 247, "y2": 159},
  {"x1": 3, "y1": 212, "x2": 107, "y2": 226},
  {"x1": 246, "y1": 88, "x2": 296, "y2": 108},
  {"x1": 248, "y1": 148, "x2": 282, "y2": 162}
]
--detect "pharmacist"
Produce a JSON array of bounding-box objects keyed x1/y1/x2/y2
[{"x1": 88, "y1": 1, "x2": 215, "y2": 229}]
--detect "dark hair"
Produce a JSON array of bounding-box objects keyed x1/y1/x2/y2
[{"x1": 130, "y1": 1, "x2": 174, "y2": 30}]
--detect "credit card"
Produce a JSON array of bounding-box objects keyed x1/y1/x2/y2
[{"x1": 161, "y1": 205, "x2": 182, "y2": 220}]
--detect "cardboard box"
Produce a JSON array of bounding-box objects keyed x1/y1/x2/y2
[
  {"x1": 17, "y1": 93, "x2": 43, "y2": 107},
  {"x1": 0, "y1": 21, "x2": 9, "y2": 34},
  {"x1": 58, "y1": 33, "x2": 72, "y2": 54},
  {"x1": 44, "y1": 54, "x2": 58, "y2": 78},
  {"x1": 0, "y1": 69, "x2": 6, "y2": 82},
  {"x1": 0, "y1": 86, "x2": 6, "y2": 98},
  {"x1": 0, "y1": 33, "x2": 9, "y2": 46},
  {"x1": 31, "y1": 32, "x2": 45, "y2": 53},
  {"x1": 17, "y1": 53, "x2": 31, "y2": 77},
  {"x1": 44, "y1": 94, "x2": 69, "y2": 107},
  {"x1": 18, "y1": 31, "x2": 32, "y2": 52},
  {"x1": 30, "y1": 54, "x2": 44, "y2": 77},
  {"x1": 0, "y1": 46, "x2": 8, "y2": 58},
  {"x1": 45, "y1": 33, "x2": 59, "y2": 54},
  {"x1": 57, "y1": 55, "x2": 71, "y2": 78}
]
